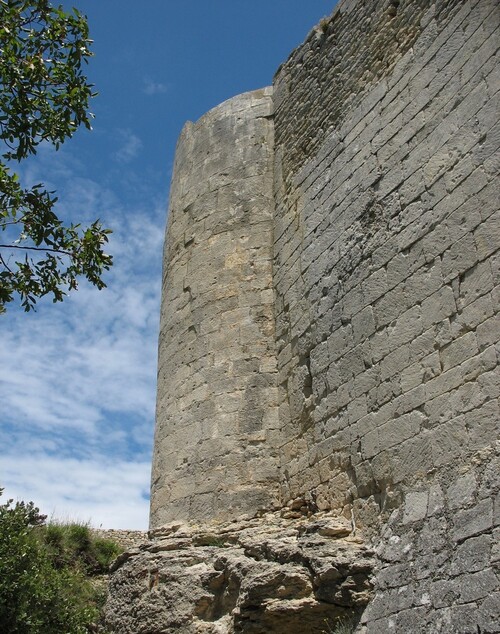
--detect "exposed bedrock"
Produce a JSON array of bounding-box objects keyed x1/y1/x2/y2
[{"x1": 102, "y1": 510, "x2": 375, "y2": 634}]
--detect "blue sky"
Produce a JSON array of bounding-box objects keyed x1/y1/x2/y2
[{"x1": 0, "y1": 1, "x2": 335, "y2": 529}]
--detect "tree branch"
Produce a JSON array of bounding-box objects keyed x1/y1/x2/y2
[
  {"x1": 0, "y1": 218, "x2": 26, "y2": 227},
  {"x1": 0, "y1": 252, "x2": 13, "y2": 273},
  {"x1": 0, "y1": 244, "x2": 74, "y2": 257}
]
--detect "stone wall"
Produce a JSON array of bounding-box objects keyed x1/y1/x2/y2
[
  {"x1": 92, "y1": 528, "x2": 147, "y2": 551},
  {"x1": 272, "y1": 0, "x2": 499, "y2": 630},
  {"x1": 149, "y1": 0, "x2": 500, "y2": 630},
  {"x1": 151, "y1": 88, "x2": 280, "y2": 526}
]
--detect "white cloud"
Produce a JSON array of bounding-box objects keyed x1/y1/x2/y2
[
  {"x1": 0, "y1": 455, "x2": 151, "y2": 529},
  {"x1": 143, "y1": 78, "x2": 168, "y2": 96},
  {"x1": 0, "y1": 205, "x2": 163, "y2": 435},
  {"x1": 113, "y1": 129, "x2": 143, "y2": 163},
  {"x1": 0, "y1": 144, "x2": 166, "y2": 530}
]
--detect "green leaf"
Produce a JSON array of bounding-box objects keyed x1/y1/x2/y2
[{"x1": 0, "y1": 0, "x2": 112, "y2": 313}]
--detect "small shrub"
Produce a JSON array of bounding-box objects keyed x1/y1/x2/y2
[
  {"x1": 91, "y1": 537, "x2": 122, "y2": 572},
  {"x1": 332, "y1": 621, "x2": 355, "y2": 634},
  {"x1": 319, "y1": 16, "x2": 330, "y2": 33},
  {"x1": 0, "y1": 489, "x2": 122, "y2": 633},
  {"x1": 65, "y1": 523, "x2": 92, "y2": 553},
  {"x1": 41, "y1": 523, "x2": 68, "y2": 569},
  {"x1": 38, "y1": 521, "x2": 122, "y2": 574},
  {"x1": 324, "y1": 614, "x2": 359, "y2": 634}
]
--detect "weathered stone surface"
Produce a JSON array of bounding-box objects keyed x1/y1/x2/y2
[
  {"x1": 271, "y1": 0, "x2": 500, "y2": 629},
  {"x1": 145, "y1": 0, "x2": 500, "y2": 631},
  {"x1": 102, "y1": 511, "x2": 375, "y2": 633},
  {"x1": 151, "y1": 88, "x2": 279, "y2": 527},
  {"x1": 91, "y1": 529, "x2": 148, "y2": 551}
]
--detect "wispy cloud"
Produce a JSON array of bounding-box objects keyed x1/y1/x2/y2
[
  {"x1": 113, "y1": 129, "x2": 143, "y2": 163},
  {"x1": 143, "y1": 77, "x2": 169, "y2": 96},
  {"x1": 1, "y1": 455, "x2": 151, "y2": 529},
  {"x1": 0, "y1": 144, "x2": 165, "y2": 530}
]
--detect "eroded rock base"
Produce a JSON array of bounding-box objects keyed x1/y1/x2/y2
[{"x1": 102, "y1": 511, "x2": 375, "y2": 633}]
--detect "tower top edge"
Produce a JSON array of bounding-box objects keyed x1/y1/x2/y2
[{"x1": 181, "y1": 86, "x2": 273, "y2": 132}]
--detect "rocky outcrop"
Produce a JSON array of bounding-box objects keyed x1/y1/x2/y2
[{"x1": 102, "y1": 510, "x2": 375, "y2": 633}]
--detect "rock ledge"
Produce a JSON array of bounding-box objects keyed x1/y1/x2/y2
[{"x1": 102, "y1": 510, "x2": 375, "y2": 633}]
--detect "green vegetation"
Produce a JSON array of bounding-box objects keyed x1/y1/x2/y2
[
  {"x1": 319, "y1": 16, "x2": 330, "y2": 34},
  {"x1": 323, "y1": 614, "x2": 359, "y2": 634},
  {"x1": 0, "y1": 0, "x2": 112, "y2": 313},
  {"x1": 0, "y1": 489, "x2": 122, "y2": 633},
  {"x1": 42, "y1": 521, "x2": 122, "y2": 575}
]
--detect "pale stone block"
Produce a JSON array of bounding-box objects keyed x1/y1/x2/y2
[
  {"x1": 352, "y1": 305, "x2": 376, "y2": 344},
  {"x1": 427, "y1": 483, "x2": 445, "y2": 517},
  {"x1": 421, "y1": 285, "x2": 457, "y2": 329},
  {"x1": 452, "y1": 499, "x2": 494, "y2": 542},
  {"x1": 447, "y1": 472, "x2": 477, "y2": 510},
  {"x1": 476, "y1": 314, "x2": 500, "y2": 350},
  {"x1": 442, "y1": 232, "x2": 478, "y2": 282},
  {"x1": 440, "y1": 331, "x2": 478, "y2": 371}
]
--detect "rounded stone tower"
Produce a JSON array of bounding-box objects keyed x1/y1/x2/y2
[{"x1": 150, "y1": 88, "x2": 280, "y2": 528}]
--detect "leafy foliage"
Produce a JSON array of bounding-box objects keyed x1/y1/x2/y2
[
  {"x1": 0, "y1": 489, "x2": 122, "y2": 633},
  {"x1": 0, "y1": 0, "x2": 112, "y2": 313}
]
